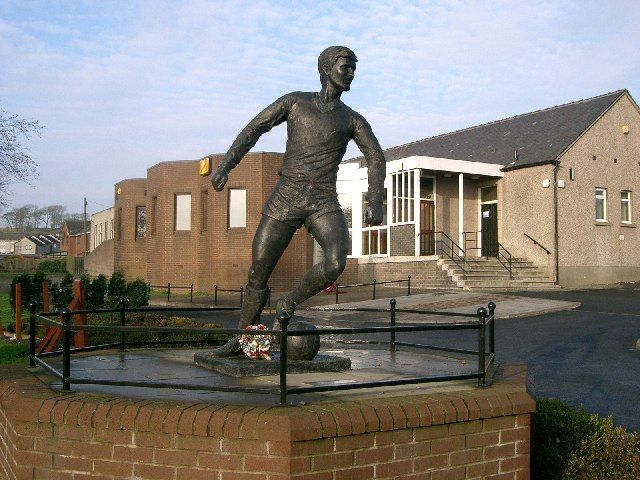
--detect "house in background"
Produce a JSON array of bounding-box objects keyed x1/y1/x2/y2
[
  {"x1": 14, "y1": 234, "x2": 61, "y2": 256},
  {"x1": 0, "y1": 240, "x2": 15, "y2": 254},
  {"x1": 339, "y1": 89, "x2": 640, "y2": 288},
  {"x1": 13, "y1": 236, "x2": 37, "y2": 255},
  {"x1": 90, "y1": 207, "x2": 114, "y2": 252},
  {"x1": 0, "y1": 232, "x2": 23, "y2": 254},
  {"x1": 60, "y1": 220, "x2": 90, "y2": 257},
  {"x1": 84, "y1": 207, "x2": 115, "y2": 277},
  {"x1": 60, "y1": 219, "x2": 90, "y2": 274}
]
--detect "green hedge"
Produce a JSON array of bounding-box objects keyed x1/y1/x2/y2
[{"x1": 533, "y1": 398, "x2": 640, "y2": 480}]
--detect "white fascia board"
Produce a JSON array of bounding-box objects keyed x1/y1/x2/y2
[
  {"x1": 338, "y1": 155, "x2": 503, "y2": 193},
  {"x1": 387, "y1": 156, "x2": 504, "y2": 177}
]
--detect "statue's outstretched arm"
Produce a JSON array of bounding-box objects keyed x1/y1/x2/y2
[
  {"x1": 353, "y1": 115, "x2": 386, "y2": 226},
  {"x1": 211, "y1": 94, "x2": 292, "y2": 191}
]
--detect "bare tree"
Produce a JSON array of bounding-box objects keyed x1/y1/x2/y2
[
  {"x1": 47, "y1": 205, "x2": 67, "y2": 228},
  {"x1": 2, "y1": 204, "x2": 33, "y2": 231},
  {"x1": 0, "y1": 108, "x2": 42, "y2": 205}
]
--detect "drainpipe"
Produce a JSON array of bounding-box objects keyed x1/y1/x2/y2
[{"x1": 553, "y1": 161, "x2": 560, "y2": 284}]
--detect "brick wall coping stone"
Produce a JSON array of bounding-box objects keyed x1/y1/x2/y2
[{"x1": 1, "y1": 363, "x2": 534, "y2": 443}]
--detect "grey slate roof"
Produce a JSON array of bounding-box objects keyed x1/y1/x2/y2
[{"x1": 348, "y1": 89, "x2": 627, "y2": 171}]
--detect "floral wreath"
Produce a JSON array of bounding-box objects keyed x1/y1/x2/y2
[{"x1": 239, "y1": 324, "x2": 272, "y2": 360}]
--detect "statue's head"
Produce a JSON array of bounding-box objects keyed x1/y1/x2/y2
[{"x1": 318, "y1": 46, "x2": 358, "y2": 90}]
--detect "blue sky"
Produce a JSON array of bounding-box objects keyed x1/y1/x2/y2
[{"x1": 1, "y1": 0, "x2": 639, "y2": 214}]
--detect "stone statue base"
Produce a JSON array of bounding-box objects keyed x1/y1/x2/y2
[{"x1": 194, "y1": 351, "x2": 351, "y2": 378}]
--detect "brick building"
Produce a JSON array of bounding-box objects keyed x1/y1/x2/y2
[
  {"x1": 60, "y1": 220, "x2": 90, "y2": 257},
  {"x1": 114, "y1": 153, "x2": 313, "y2": 293},
  {"x1": 340, "y1": 89, "x2": 640, "y2": 288}
]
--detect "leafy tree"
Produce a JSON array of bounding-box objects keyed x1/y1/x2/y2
[{"x1": 0, "y1": 108, "x2": 42, "y2": 206}]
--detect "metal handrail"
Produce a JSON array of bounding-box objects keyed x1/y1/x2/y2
[
  {"x1": 524, "y1": 233, "x2": 552, "y2": 255},
  {"x1": 334, "y1": 276, "x2": 411, "y2": 304},
  {"x1": 496, "y1": 242, "x2": 514, "y2": 279},
  {"x1": 434, "y1": 231, "x2": 466, "y2": 272},
  {"x1": 27, "y1": 298, "x2": 496, "y2": 404},
  {"x1": 462, "y1": 231, "x2": 482, "y2": 253}
]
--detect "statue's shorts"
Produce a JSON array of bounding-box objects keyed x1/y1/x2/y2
[{"x1": 262, "y1": 179, "x2": 343, "y2": 229}]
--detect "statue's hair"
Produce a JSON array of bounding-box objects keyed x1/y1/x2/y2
[{"x1": 318, "y1": 46, "x2": 357, "y2": 83}]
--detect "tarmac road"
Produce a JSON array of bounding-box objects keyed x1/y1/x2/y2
[
  {"x1": 390, "y1": 287, "x2": 640, "y2": 433},
  {"x1": 157, "y1": 285, "x2": 640, "y2": 432}
]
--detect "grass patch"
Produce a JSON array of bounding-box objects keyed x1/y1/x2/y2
[
  {"x1": 0, "y1": 339, "x2": 29, "y2": 365},
  {"x1": 0, "y1": 292, "x2": 27, "y2": 332}
]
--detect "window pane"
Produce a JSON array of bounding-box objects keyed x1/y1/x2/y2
[
  {"x1": 136, "y1": 206, "x2": 147, "y2": 238},
  {"x1": 361, "y1": 192, "x2": 368, "y2": 228},
  {"x1": 228, "y1": 189, "x2": 246, "y2": 228},
  {"x1": 622, "y1": 191, "x2": 631, "y2": 223},
  {"x1": 175, "y1": 194, "x2": 191, "y2": 230},
  {"x1": 370, "y1": 229, "x2": 379, "y2": 254},
  {"x1": 481, "y1": 186, "x2": 497, "y2": 202},
  {"x1": 380, "y1": 228, "x2": 388, "y2": 254},
  {"x1": 362, "y1": 231, "x2": 369, "y2": 255},
  {"x1": 420, "y1": 176, "x2": 434, "y2": 199},
  {"x1": 347, "y1": 230, "x2": 352, "y2": 256},
  {"x1": 338, "y1": 194, "x2": 352, "y2": 227},
  {"x1": 596, "y1": 198, "x2": 605, "y2": 221}
]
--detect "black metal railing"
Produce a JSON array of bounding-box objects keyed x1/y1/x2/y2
[
  {"x1": 497, "y1": 242, "x2": 514, "y2": 279},
  {"x1": 462, "y1": 231, "x2": 481, "y2": 255},
  {"x1": 213, "y1": 285, "x2": 249, "y2": 307},
  {"x1": 333, "y1": 276, "x2": 411, "y2": 304},
  {"x1": 524, "y1": 233, "x2": 551, "y2": 255},
  {"x1": 148, "y1": 283, "x2": 194, "y2": 302},
  {"x1": 435, "y1": 231, "x2": 466, "y2": 272},
  {"x1": 27, "y1": 298, "x2": 496, "y2": 404}
]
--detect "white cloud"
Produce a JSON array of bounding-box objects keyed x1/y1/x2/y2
[{"x1": 0, "y1": 0, "x2": 638, "y2": 212}]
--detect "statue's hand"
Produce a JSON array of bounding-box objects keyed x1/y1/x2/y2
[
  {"x1": 363, "y1": 201, "x2": 384, "y2": 226},
  {"x1": 211, "y1": 167, "x2": 229, "y2": 192}
]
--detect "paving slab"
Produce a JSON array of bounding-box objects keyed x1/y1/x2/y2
[
  {"x1": 34, "y1": 344, "x2": 479, "y2": 406},
  {"x1": 307, "y1": 291, "x2": 580, "y2": 321}
]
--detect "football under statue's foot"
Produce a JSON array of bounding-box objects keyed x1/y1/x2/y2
[{"x1": 209, "y1": 336, "x2": 242, "y2": 357}]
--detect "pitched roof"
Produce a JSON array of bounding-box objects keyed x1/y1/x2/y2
[
  {"x1": 63, "y1": 219, "x2": 88, "y2": 235},
  {"x1": 348, "y1": 89, "x2": 627, "y2": 171}
]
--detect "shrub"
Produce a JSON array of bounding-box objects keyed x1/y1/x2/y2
[
  {"x1": 36, "y1": 259, "x2": 67, "y2": 274},
  {"x1": 107, "y1": 271, "x2": 127, "y2": 306},
  {"x1": 51, "y1": 272, "x2": 74, "y2": 309},
  {"x1": 126, "y1": 279, "x2": 149, "y2": 307},
  {"x1": 86, "y1": 313, "x2": 228, "y2": 347},
  {"x1": 564, "y1": 420, "x2": 640, "y2": 479},
  {"x1": 87, "y1": 274, "x2": 108, "y2": 310},
  {"x1": 532, "y1": 399, "x2": 613, "y2": 480}
]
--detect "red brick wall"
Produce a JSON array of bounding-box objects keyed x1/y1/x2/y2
[
  {"x1": 114, "y1": 178, "x2": 147, "y2": 281},
  {"x1": 116, "y1": 154, "x2": 312, "y2": 294},
  {"x1": 0, "y1": 365, "x2": 533, "y2": 480}
]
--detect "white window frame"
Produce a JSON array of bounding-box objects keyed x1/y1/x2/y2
[
  {"x1": 621, "y1": 190, "x2": 632, "y2": 224},
  {"x1": 228, "y1": 188, "x2": 247, "y2": 228},
  {"x1": 175, "y1": 193, "x2": 192, "y2": 231},
  {"x1": 392, "y1": 170, "x2": 415, "y2": 224},
  {"x1": 595, "y1": 188, "x2": 607, "y2": 222},
  {"x1": 361, "y1": 226, "x2": 388, "y2": 256}
]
